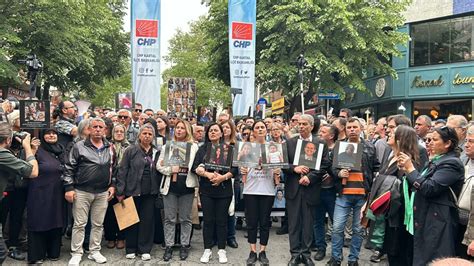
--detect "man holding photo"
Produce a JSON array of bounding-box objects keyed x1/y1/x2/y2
[
  {"x1": 328, "y1": 118, "x2": 380, "y2": 266},
  {"x1": 284, "y1": 114, "x2": 330, "y2": 266}
]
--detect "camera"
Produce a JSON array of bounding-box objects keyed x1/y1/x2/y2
[
  {"x1": 17, "y1": 55, "x2": 43, "y2": 71},
  {"x1": 10, "y1": 131, "x2": 28, "y2": 151}
]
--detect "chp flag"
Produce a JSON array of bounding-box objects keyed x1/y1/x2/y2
[
  {"x1": 228, "y1": 0, "x2": 256, "y2": 116},
  {"x1": 131, "y1": 0, "x2": 161, "y2": 111}
]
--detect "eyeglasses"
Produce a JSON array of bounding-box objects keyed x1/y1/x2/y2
[
  {"x1": 118, "y1": 115, "x2": 129, "y2": 119},
  {"x1": 135, "y1": 109, "x2": 142, "y2": 113},
  {"x1": 242, "y1": 133, "x2": 250, "y2": 136}
]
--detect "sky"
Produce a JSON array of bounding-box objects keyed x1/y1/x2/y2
[{"x1": 123, "y1": 0, "x2": 209, "y2": 71}]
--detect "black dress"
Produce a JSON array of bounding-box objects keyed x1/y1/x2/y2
[{"x1": 27, "y1": 147, "x2": 63, "y2": 261}]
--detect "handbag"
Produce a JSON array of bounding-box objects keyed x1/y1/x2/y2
[{"x1": 449, "y1": 175, "x2": 474, "y2": 225}]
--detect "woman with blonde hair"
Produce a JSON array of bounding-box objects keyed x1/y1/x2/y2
[
  {"x1": 116, "y1": 124, "x2": 160, "y2": 261},
  {"x1": 157, "y1": 119, "x2": 198, "y2": 261}
]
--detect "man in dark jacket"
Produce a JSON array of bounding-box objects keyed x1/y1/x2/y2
[
  {"x1": 284, "y1": 114, "x2": 331, "y2": 266},
  {"x1": 62, "y1": 118, "x2": 115, "y2": 266},
  {"x1": 328, "y1": 118, "x2": 380, "y2": 266}
]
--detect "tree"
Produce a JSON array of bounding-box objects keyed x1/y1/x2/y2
[
  {"x1": 0, "y1": 0, "x2": 129, "y2": 98},
  {"x1": 162, "y1": 17, "x2": 231, "y2": 109},
  {"x1": 203, "y1": 1, "x2": 410, "y2": 114}
]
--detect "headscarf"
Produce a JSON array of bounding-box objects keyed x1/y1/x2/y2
[
  {"x1": 40, "y1": 128, "x2": 64, "y2": 159},
  {"x1": 112, "y1": 124, "x2": 130, "y2": 163}
]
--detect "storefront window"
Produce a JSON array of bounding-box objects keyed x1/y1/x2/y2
[
  {"x1": 451, "y1": 17, "x2": 473, "y2": 62},
  {"x1": 410, "y1": 15, "x2": 474, "y2": 66},
  {"x1": 413, "y1": 99, "x2": 472, "y2": 121}
]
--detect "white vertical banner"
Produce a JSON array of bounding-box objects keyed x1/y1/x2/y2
[
  {"x1": 229, "y1": 0, "x2": 256, "y2": 116},
  {"x1": 131, "y1": 0, "x2": 161, "y2": 110}
]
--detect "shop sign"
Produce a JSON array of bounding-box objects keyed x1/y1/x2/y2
[
  {"x1": 452, "y1": 73, "x2": 474, "y2": 88},
  {"x1": 271, "y1": 97, "x2": 284, "y2": 110},
  {"x1": 411, "y1": 75, "x2": 444, "y2": 88}
]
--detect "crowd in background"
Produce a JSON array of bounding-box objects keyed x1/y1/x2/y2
[{"x1": 0, "y1": 99, "x2": 473, "y2": 266}]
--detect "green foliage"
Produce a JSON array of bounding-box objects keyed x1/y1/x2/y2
[
  {"x1": 0, "y1": 0, "x2": 129, "y2": 98},
  {"x1": 163, "y1": 17, "x2": 231, "y2": 108},
  {"x1": 204, "y1": 0, "x2": 410, "y2": 112}
]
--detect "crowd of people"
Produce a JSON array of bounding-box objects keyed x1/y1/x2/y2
[{"x1": 0, "y1": 99, "x2": 473, "y2": 266}]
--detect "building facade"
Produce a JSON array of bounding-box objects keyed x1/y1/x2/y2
[{"x1": 341, "y1": 1, "x2": 474, "y2": 121}]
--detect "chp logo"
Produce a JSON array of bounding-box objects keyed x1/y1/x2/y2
[
  {"x1": 232, "y1": 22, "x2": 253, "y2": 49},
  {"x1": 136, "y1": 19, "x2": 159, "y2": 46}
]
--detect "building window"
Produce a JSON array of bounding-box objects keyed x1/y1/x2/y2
[{"x1": 410, "y1": 15, "x2": 474, "y2": 66}]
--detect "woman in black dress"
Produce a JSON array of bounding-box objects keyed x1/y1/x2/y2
[{"x1": 27, "y1": 128, "x2": 64, "y2": 264}]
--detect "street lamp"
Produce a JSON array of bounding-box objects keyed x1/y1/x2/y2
[
  {"x1": 365, "y1": 108, "x2": 371, "y2": 123},
  {"x1": 398, "y1": 102, "x2": 406, "y2": 113}
]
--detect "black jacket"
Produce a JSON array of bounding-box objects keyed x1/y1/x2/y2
[
  {"x1": 334, "y1": 138, "x2": 380, "y2": 195},
  {"x1": 283, "y1": 136, "x2": 331, "y2": 205},
  {"x1": 62, "y1": 138, "x2": 114, "y2": 193},
  {"x1": 406, "y1": 151, "x2": 464, "y2": 266},
  {"x1": 192, "y1": 142, "x2": 238, "y2": 198},
  {"x1": 116, "y1": 144, "x2": 160, "y2": 197}
]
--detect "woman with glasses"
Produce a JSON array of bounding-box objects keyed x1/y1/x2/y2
[
  {"x1": 424, "y1": 130, "x2": 435, "y2": 159},
  {"x1": 157, "y1": 119, "x2": 198, "y2": 262},
  {"x1": 193, "y1": 122, "x2": 238, "y2": 264},
  {"x1": 103, "y1": 124, "x2": 129, "y2": 250},
  {"x1": 116, "y1": 124, "x2": 160, "y2": 261},
  {"x1": 240, "y1": 125, "x2": 252, "y2": 142},
  {"x1": 240, "y1": 120, "x2": 280, "y2": 266},
  {"x1": 398, "y1": 126, "x2": 465, "y2": 265}
]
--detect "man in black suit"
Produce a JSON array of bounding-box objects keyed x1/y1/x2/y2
[{"x1": 283, "y1": 114, "x2": 331, "y2": 266}]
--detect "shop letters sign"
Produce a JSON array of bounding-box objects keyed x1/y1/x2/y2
[
  {"x1": 411, "y1": 75, "x2": 444, "y2": 88},
  {"x1": 452, "y1": 73, "x2": 474, "y2": 88}
]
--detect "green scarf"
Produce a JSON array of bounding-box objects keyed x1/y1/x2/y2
[{"x1": 403, "y1": 154, "x2": 443, "y2": 235}]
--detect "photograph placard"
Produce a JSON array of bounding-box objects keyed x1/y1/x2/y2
[
  {"x1": 332, "y1": 141, "x2": 363, "y2": 171},
  {"x1": 167, "y1": 77, "x2": 196, "y2": 119},
  {"x1": 261, "y1": 142, "x2": 289, "y2": 169},
  {"x1": 19, "y1": 100, "x2": 50, "y2": 129},
  {"x1": 293, "y1": 140, "x2": 324, "y2": 170},
  {"x1": 115, "y1": 92, "x2": 134, "y2": 110},
  {"x1": 205, "y1": 143, "x2": 233, "y2": 171},
  {"x1": 232, "y1": 141, "x2": 261, "y2": 168},
  {"x1": 163, "y1": 141, "x2": 192, "y2": 167}
]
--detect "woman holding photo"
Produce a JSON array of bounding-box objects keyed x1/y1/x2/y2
[
  {"x1": 157, "y1": 119, "x2": 198, "y2": 262},
  {"x1": 192, "y1": 122, "x2": 238, "y2": 264},
  {"x1": 116, "y1": 124, "x2": 160, "y2": 261},
  {"x1": 241, "y1": 120, "x2": 281, "y2": 266},
  {"x1": 220, "y1": 119, "x2": 239, "y2": 249}
]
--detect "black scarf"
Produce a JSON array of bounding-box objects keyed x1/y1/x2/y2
[{"x1": 41, "y1": 141, "x2": 64, "y2": 158}]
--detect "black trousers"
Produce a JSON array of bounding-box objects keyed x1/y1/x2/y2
[
  {"x1": 200, "y1": 195, "x2": 232, "y2": 249},
  {"x1": 287, "y1": 191, "x2": 314, "y2": 258},
  {"x1": 103, "y1": 198, "x2": 124, "y2": 241},
  {"x1": 153, "y1": 207, "x2": 165, "y2": 244},
  {"x1": 244, "y1": 194, "x2": 274, "y2": 245},
  {"x1": 27, "y1": 228, "x2": 62, "y2": 262},
  {"x1": 124, "y1": 195, "x2": 155, "y2": 254},
  {"x1": 6, "y1": 188, "x2": 28, "y2": 247},
  {"x1": 0, "y1": 224, "x2": 7, "y2": 264}
]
